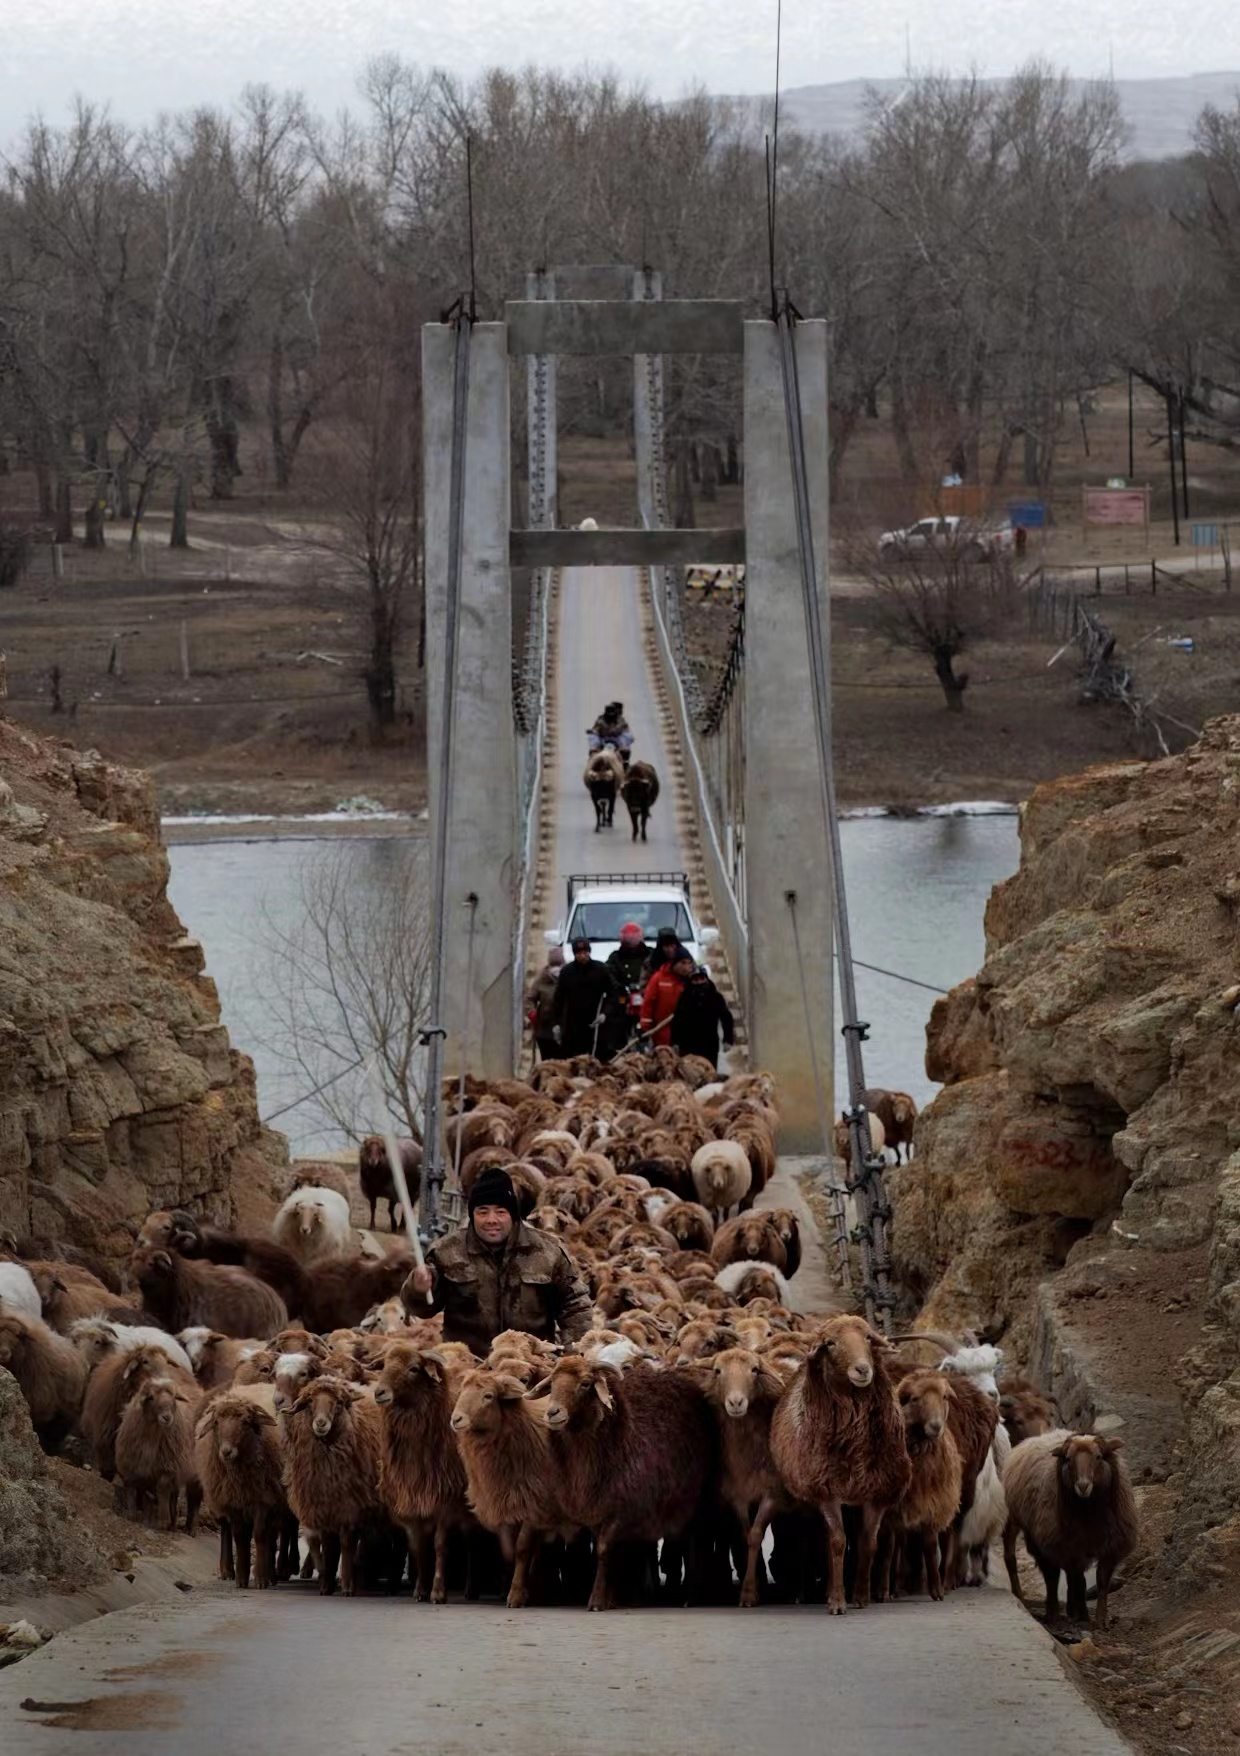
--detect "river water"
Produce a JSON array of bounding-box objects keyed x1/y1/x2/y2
[{"x1": 166, "y1": 815, "x2": 1019, "y2": 1158}]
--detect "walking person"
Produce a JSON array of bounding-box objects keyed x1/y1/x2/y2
[
  {"x1": 644, "y1": 925, "x2": 683, "y2": 981},
  {"x1": 641, "y1": 946, "x2": 695, "y2": 1049},
  {"x1": 551, "y1": 937, "x2": 616, "y2": 1060},
  {"x1": 671, "y1": 963, "x2": 735, "y2": 1070},
  {"x1": 527, "y1": 945, "x2": 564, "y2": 1062},
  {"x1": 604, "y1": 922, "x2": 649, "y2": 1056},
  {"x1": 401, "y1": 1167, "x2": 592, "y2": 1354}
]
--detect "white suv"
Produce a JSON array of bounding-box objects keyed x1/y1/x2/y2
[{"x1": 544, "y1": 872, "x2": 718, "y2": 967}]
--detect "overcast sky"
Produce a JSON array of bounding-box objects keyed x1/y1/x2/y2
[{"x1": 2, "y1": 0, "x2": 1240, "y2": 129}]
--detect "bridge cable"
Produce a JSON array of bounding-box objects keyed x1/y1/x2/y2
[
  {"x1": 419, "y1": 306, "x2": 473, "y2": 1235},
  {"x1": 775, "y1": 303, "x2": 895, "y2": 1329},
  {"x1": 785, "y1": 890, "x2": 852, "y2": 1289}
]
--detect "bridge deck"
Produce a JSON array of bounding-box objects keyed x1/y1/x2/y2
[{"x1": 550, "y1": 564, "x2": 686, "y2": 911}]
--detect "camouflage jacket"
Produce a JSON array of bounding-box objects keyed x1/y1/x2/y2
[{"x1": 420, "y1": 1222, "x2": 593, "y2": 1355}]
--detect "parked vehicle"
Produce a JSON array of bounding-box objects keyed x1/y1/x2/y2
[
  {"x1": 544, "y1": 872, "x2": 718, "y2": 968},
  {"x1": 878, "y1": 514, "x2": 1013, "y2": 561}
]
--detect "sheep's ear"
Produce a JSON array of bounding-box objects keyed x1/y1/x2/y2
[
  {"x1": 122, "y1": 1354, "x2": 144, "y2": 1380},
  {"x1": 420, "y1": 1352, "x2": 444, "y2": 1382},
  {"x1": 1051, "y1": 1439, "x2": 1069, "y2": 1459},
  {"x1": 525, "y1": 1375, "x2": 551, "y2": 1399},
  {"x1": 1099, "y1": 1435, "x2": 1125, "y2": 1456}
]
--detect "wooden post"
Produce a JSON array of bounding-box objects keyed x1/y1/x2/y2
[{"x1": 180, "y1": 620, "x2": 190, "y2": 680}]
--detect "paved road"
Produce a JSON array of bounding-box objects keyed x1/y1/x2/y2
[
  {"x1": 0, "y1": 1589, "x2": 1130, "y2": 1756},
  {"x1": 549, "y1": 564, "x2": 681, "y2": 926}
]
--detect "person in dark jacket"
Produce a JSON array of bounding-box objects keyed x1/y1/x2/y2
[
  {"x1": 551, "y1": 937, "x2": 616, "y2": 1060},
  {"x1": 527, "y1": 945, "x2": 564, "y2": 1061},
  {"x1": 402, "y1": 1167, "x2": 593, "y2": 1355},
  {"x1": 670, "y1": 964, "x2": 735, "y2": 1068}
]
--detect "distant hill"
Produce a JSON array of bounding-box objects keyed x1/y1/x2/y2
[{"x1": 742, "y1": 73, "x2": 1240, "y2": 161}]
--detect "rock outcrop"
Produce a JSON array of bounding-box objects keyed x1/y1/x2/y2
[
  {"x1": 0, "y1": 1369, "x2": 102, "y2": 1589},
  {"x1": 0, "y1": 721, "x2": 285, "y2": 1264},
  {"x1": 892, "y1": 715, "x2": 1240, "y2": 1585}
]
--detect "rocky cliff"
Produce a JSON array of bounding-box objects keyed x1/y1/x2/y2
[
  {"x1": 892, "y1": 713, "x2": 1240, "y2": 1585},
  {"x1": 0, "y1": 720, "x2": 285, "y2": 1263}
]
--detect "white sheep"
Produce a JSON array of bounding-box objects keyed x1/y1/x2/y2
[
  {"x1": 690, "y1": 1140, "x2": 752, "y2": 1219},
  {"x1": 0, "y1": 1261, "x2": 42, "y2": 1321},
  {"x1": 939, "y1": 1341, "x2": 1004, "y2": 1403},
  {"x1": 958, "y1": 1421, "x2": 1011, "y2": 1586},
  {"x1": 69, "y1": 1316, "x2": 194, "y2": 1376},
  {"x1": 713, "y1": 1259, "x2": 791, "y2": 1305},
  {"x1": 272, "y1": 1187, "x2": 352, "y2": 1264}
]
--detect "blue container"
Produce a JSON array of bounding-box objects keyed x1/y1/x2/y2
[{"x1": 1008, "y1": 500, "x2": 1048, "y2": 529}]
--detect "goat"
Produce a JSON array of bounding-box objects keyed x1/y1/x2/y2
[
  {"x1": 132, "y1": 1247, "x2": 288, "y2": 1339},
  {"x1": 769, "y1": 1314, "x2": 911, "y2": 1613},
  {"x1": 1003, "y1": 1430, "x2": 1137, "y2": 1628}
]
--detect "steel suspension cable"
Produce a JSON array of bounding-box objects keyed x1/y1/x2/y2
[
  {"x1": 774, "y1": 307, "x2": 894, "y2": 1329},
  {"x1": 419, "y1": 309, "x2": 473, "y2": 1235}
]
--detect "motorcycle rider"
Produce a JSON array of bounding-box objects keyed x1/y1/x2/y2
[{"x1": 587, "y1": 701, "x2": 633, "y2": 764}]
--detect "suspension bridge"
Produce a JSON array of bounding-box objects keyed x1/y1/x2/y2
[{"x1": 0, "y1": 274, "x2": 1133, "y2": 1756}]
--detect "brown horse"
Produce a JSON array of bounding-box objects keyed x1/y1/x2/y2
[{"x1": 621, "y1": 760, "x2": 660, "y2": 842}]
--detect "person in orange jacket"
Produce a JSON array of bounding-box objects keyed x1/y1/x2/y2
[{"x1": 640, "y1": 946, "x2": 695, "y2": 1048}]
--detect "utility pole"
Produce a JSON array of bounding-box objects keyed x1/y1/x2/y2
[
  {"x1": 1166, "y1": 392, "x2": 1180, "y2": 546},
  {"x1": 1127, "y1": 369, "x2": 1135, "y2": 480}
]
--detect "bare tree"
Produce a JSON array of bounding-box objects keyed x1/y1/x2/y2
[
  {"x1": 852, "y1": 532, "x2": 1021, "y2": 711},
  {"x1": 259, "y1": 842, "x2": 430, "y2": 1147}
]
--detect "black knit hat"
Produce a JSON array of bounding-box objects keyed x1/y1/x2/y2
[{"x1": 469, "y1": 1167, "x2": 521, "y2": 1225}]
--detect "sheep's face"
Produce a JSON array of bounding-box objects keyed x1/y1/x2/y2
[
  {"x1": 296, "y1": 1382, "x2": 356, "y2": 1440},
  {"x1": 274, "y1": 1353, "x2": 319, "y2": 1413},
  {"x1": 1056, "y1": 1434, "x2": 1122, "y2": 1501},
  {"x1": 544, "y1": 1358, "x2": 613, "y2": 1430},
  {"x1": 360, "y1": 1138, "x2": 387, "y2": 1169},
  {"x1": 298, "y1": 1206, "x2": 326, "y2": 1242},
  {"x1": 450, "y1": 1369, "x2": 526, "y2": 1434},
  {"x1": 898, "y1": 1370, "x2": 953, "y2": 1441},
  {"x1": 213, "y1": 1400, "x2": 266, "y2": 1462},
  {"x1": 140, "y1": 1379, "x2": 179, "y2": 1429},
  {"x1": 813, "y1": 1315, "x2": 889, "y2": 1390},
  {"x1": 375, "y1": 1344, "x2": 441, "y2": 1407},
  {"x1": 75, "y1": 1326, "x2": 115, "y2": 1367}
]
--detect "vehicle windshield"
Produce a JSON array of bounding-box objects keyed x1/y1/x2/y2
[{"x1": 569, "y1": 900, "x2": 693, "y2": 942}]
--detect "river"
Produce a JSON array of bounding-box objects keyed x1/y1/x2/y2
[{"x1": 166, "y1": 814, "x2": 1019, "y2": 1158}]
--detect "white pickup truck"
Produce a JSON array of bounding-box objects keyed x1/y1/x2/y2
[
  {"x1": 543, "y1": 872, "x2": 719, "y2": 967},
  {"x1": 878, "y1": 514, "x2": 1014, "y2": 560}
]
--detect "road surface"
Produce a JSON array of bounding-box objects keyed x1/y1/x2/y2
[
  {"x1": 0, "y1": 1589, "x2": 1130, "y2": 1756},
  {"x1": 549, "y1": 564, "x2": 679, "y2": 920}
]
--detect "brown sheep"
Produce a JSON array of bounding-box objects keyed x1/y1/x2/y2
[
  {"x1": 303, "y1": 1251, "x2": 415, "y2": 1332},
  {"x1": 358, "y1": 1135, "x2": 423, "y2": 1230},
  {"x1": 999, "y1": 1379, "x2": 1057, "y2": 1445},
  {"x1": 132, "y1": 1247, "x2": 289, "y2": 1339},
  {"x1": 27, "y1": 1263, "x2": 126, "y2": 1333},
  {"x1": 543, "y1": 1355, "x2": 716, "y2": 1610},
  {"x1": 711, "y1": 1212, "x2": 790, "y2": 1275},
  {"x1": 445, "y1": 1106, "x2": 517, "y2": 1162},
  {"x1": 770, "y1": 1314, "x2": 911, "y2": 1613},
  {"x1": 138, "y1": 1213, "x2": 309, "y2": 1317},
  {"x1": 864, "y1": 1088, "x2": 918, "y2": 1162},
  {"x1": 449, "y1": 1365, "x2": 565, "y2": 1608},
  {"x1": 195, "y1": 1391, "x2": 289, "y2": 1588},
  {"x1": 833, "y1": 1113, "x2": 886, "y2": 1162},
  {"x1": 115, "y1": 1375, "x2": 202, "y2": 1532},
  {"x1": 764, "y1": 1208, "x2": 803, "y2": 1280},
  {"x1": 283, "y1": 1377, "x2": 384, "y2": 1595},
  {"x1": 458, "y1": 1144, "x2": 517, "y2": 1195},
  {"x1": 699, "y1": 1347, "x2": 790, "y2": 1607},
  {"x1": 374, "y1": 1342, "x2": 474, "y2": 1603},
  {"x1": 0, "y1": 1310, "x2": 87, "y2": 1447},
  {"x1": 880, "y1": 1370, "x2": 963, "y2": 1601},
  {"x1": 1003, "y1": 1430, "x2": 1137, "y2": 1628},
  {"x1": 181, "y1": 1329, "x2": 268, "y2": 1390},
  {"x1": 81, "y1": 1342, "x2": 196, "y2": 1480},
  {"x1": 659, "y1": 1201, "x2": 715, "y2": 1253}
]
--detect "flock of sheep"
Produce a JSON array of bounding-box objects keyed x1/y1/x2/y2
[{"x1": 0, "y1": 1046, "x2": 1135, "y2": 1622}]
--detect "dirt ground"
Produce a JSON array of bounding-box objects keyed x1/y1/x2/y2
[{"x1": 1, "y1": 382, "x2": 1238, "y2": 814}]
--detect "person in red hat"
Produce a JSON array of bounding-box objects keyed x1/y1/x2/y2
[{"x1": 604, "y1": 921, "x2": 650, "y2": 1054}]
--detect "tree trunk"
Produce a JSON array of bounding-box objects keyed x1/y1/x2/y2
[
  {"x1": 991, "y1": 424, "x2": 1017, "y2": 490},
  {"x1": 891, "y1": 380, "x2": 918, "y2": 485},
  {"x1": 367, "y1": 590, "x2": 398, "y2": 736},
  {"x1": 701, "y1": 445, "x2": 719, "y2": 503},
  {"x1": 268, "y1": 333, "x2": 290, "y2": 489},
  {"x1": 933, "y1": 647, "x2": 968, "y2": 711},
  {"x1": 725, "y1": 434, "x2": 740, "y2": 485},
  {"x1": 170, "y1": 471, "x2": 190, "y2": 548},
  {"x1": 675, "y1": 441, "x2": 695, "y2": 529},
  {"x1": 54, "y1": 475, "x2": 73, "y2": 546},
  {"x1": 829, "y1": 401, "x2": 861, "y2": 502},
  {"x1": 34, "y1": 458, "x2": 53, "y2": 519}
]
